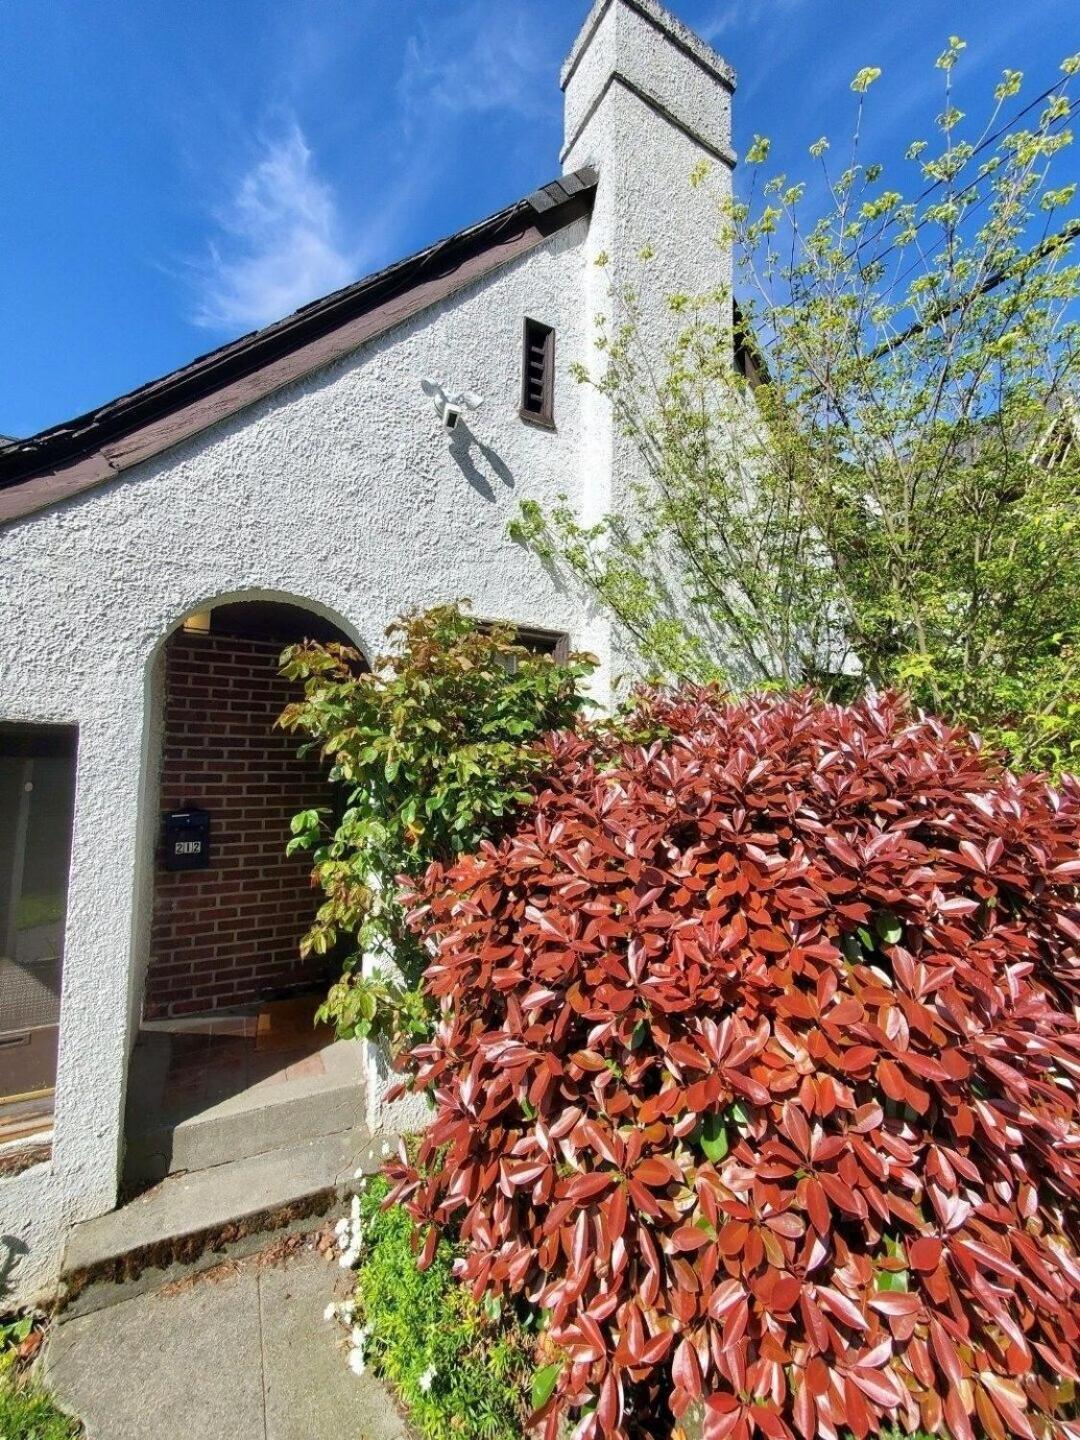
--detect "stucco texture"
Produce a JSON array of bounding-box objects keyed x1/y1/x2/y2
[
  {"x1": 0, "y1": 0, "x2": 739, "y2": 1306},
  {"x1": 0, "y1": 222, "x2": 595, "y2": 1303}
]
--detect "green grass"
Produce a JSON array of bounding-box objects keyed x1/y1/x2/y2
[
  {"x1": 0, "y1": 1356, "x2": 80, "y2": 1440},
  {"x1": 352, "y1": 1177, "x2": 534, "y2": 1440}
]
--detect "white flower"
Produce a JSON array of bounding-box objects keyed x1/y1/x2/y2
[
  {"x1": 347, "y1": 1347, "x2": 367, "y2": 1377},
  {"x1": 418, "y1": 1364, "x2": 437, "y2": 1393},
  {"x1": 334, "y1": 1218, "x2": 350, "y2": 1238},
  {"x1": 350, "y1": 1195, "x2": 362, "y2": 1222},
  {"x1": 323, "y1": 1302, "x2": 338, "y2": 1322},
  {"x1": 351, "y1": 1324, "x2": 371, "y2": 1347},
  {"x1": 339, "y1": 1247, "x2": 360, "y2": 1268},
  {"x1": 340, "y1": 1300, "x2": 356, "y2": 1320}
]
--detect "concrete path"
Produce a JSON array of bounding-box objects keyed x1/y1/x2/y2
[{"x1": 46, "y1": 1238, "x2": 413, "y2": 1440}]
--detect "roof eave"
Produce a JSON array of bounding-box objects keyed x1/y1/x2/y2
[{"x1": 0, "y1": 168, "x2": 597, "y2": 526}]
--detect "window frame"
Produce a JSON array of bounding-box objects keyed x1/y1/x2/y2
[{"x1": 477, "y1": 620, "x2": 570, "y2": 663}]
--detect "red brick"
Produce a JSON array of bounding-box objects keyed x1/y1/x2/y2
[{"x1": 143, "y1": 625, "x2": 337, "y2": 1017}]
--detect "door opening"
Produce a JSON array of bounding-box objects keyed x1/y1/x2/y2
[{"x1": 0, "y1": 724, "x2": 77, "y2": 1144}]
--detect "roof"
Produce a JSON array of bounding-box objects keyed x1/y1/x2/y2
[{"x1": 0, "y1": 167, "x2": 598, "y2": 526}]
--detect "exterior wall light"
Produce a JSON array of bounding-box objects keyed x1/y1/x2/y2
[{"x1": 420, "y1": 378, "x2": 484, "y2": 432}]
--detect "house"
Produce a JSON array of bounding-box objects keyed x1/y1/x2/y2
[{"x1": 0, "y1": 0, "x2": 737, "y2": 1306}]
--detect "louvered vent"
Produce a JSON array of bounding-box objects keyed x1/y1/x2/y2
[{"x1": 520, "y1": 318, "x2": 555, "y2": 427}]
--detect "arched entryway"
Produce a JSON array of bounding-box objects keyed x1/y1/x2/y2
[{"x1": 125, "y1": 597, "x2": 365, "y2": 1187}]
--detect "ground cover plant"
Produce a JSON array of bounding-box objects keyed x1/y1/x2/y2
[
  {"x1": 0, "y1": 1317, "x2": 80, "y2": 1440},
  {"x1": 328, "y1": 1175, "x2": 534, "y2": 1440},
  {"x1": 387, "y1": 689, "x2": 1080, "y2": 1440}
]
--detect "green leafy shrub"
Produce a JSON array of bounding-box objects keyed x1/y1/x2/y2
[
  {"x1": 279, "y1": 603, "x2": 595, "y2": 1050},
  {"x1": 333, "y1": 1175, "x2": 534, "y2": 1440}
]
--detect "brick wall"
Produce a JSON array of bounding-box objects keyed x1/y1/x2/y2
[{"x1": 144, "y1": 627, "x2": 337, "y2": 1018}]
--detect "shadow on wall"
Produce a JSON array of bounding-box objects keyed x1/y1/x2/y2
[
  {"x1": 0, "y1": 1234, "x2": 29, "y2": 1302},
  {"x1": 448, "y1": 423, "x2": 515, "y2": 502}
]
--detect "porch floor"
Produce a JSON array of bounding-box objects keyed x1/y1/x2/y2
[{"x1": 125, "y1": 995, "x2": 364, "y2": 1188}]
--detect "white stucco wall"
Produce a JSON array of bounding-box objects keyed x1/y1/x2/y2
[
  {"x1": 0, "y1": 219, "x2": 597, "y2": 1304},
  {"x1": 0, "y1": 0, "x2": 737, "y2": 1307},
  {"x1": 563, "y1": 0, "x2": 736, "y2": 686}
]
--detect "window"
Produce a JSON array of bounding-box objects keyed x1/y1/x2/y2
[
  {"x1": 520, "y1": 318, "x2": 555, "y2": 427},
  {"x1": 0, "y1": 724, "x2": 77, "y2": 1142},
  {"x1": 478, "y1": 621, "x2": 570, "y2": 668},
  {"x1": 510, "y1": 624, "x2": 570, "y2": 661}
]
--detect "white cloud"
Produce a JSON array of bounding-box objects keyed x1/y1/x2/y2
[
  {"x1": 699, "y1": 4, "x2": 739, "y2": 43},
  {"x1": 398, "y1": 2, "x2": 560, "y2": 123},
  {"x1": 191, "y1": 122, "x2": 357, "y2": 333}
]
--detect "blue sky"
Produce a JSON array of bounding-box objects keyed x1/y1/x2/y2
[{"x1": 2, "y1": 0, "x2": 1076, "y2": 437}]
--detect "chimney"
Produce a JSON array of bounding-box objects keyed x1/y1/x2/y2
[
  {"x1": 562, "y1": 0, "x2": 736, "y2": 308},
  {"x1": 561, "y1": 1, "x2": 738, "y2": 688},
  {"x1": 562, "y1": 0, "x2": 736, "y2": 177}
]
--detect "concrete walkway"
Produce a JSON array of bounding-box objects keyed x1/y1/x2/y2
[{"x1": 46, "y1": 1238, "x2": 413, "y2": 1440}]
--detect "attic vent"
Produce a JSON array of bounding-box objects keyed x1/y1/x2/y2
[{"x1": 520, "y1": 318, "x2": 555, "y2": 428}]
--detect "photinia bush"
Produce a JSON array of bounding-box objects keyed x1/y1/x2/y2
[{"x1": 387, "y1": 690, "x2": 1080, "y2": 1440}]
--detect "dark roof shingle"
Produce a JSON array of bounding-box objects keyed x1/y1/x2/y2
[{"x1": 0, "y1": 167, "x2": 597, "y2": 525}]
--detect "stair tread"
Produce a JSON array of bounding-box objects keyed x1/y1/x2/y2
[
  {"x1": 126, "y1": 1036, "x2": 362, "y2": 1138},
  {"x1": 64, "y1": 1128, "x2": 386, "y2": 1276}
]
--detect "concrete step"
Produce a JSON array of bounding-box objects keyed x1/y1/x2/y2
[
  {"x1": 61, "y1": 1128, "x2": 394, "y2": 1320},
  {"x1": 124, "y1": 1036, "x2": 365, "y2": 1185}
]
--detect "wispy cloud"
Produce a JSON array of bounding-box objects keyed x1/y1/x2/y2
[
  {"x1": 699, "y1": 3, "x2": 739, "y2": 44},
  {"x1": 190, "y1": 121, "x2": 357, "y2": 332},
  {"x1": 398, "y1": 1, "x2": 560, "y2": 124}
]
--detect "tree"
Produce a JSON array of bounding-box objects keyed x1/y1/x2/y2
[{"x1": 512, "y1": 42, "x2": 1080, "y2": 772}]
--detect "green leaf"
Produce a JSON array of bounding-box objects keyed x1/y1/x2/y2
[
  {"x1": 700, "y1": 1112, "x2": 729, "y2": 1163},
  {"x1": 531, "y1": 1364, "x2": 561, "y2": 1412},
  {"x1": 874, "y1": 911, "x2": 903, "y2": 946}
]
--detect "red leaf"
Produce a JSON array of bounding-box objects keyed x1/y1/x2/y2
[
  {"x1": 672, "y1": 1225, "x2": 712, "y2": 1252},
  {"x1": 909, "y1": 1236, "x2": 943, "y2": 1272},
  {"x1": 634, "y1": 1157, "x2": 679, "y2": 1188},
  {"x1": 565, "y1": 1170, "x2": 614, "y2": 1203},
  {"x1": 672, "y1": 1336, "x2": 703, "y2": 1399}
]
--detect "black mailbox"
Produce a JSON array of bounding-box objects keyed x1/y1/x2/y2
[{"x1": 162, "y1": 807, "x2": 211, "y2": 871}]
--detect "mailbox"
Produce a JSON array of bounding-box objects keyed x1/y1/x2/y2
[{"x1": 162, "y1": 807, "x2": 211, "y2": 871}]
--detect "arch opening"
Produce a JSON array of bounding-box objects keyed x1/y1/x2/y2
[{"x1": 124, "y1": 595, "x2": 364, "y2": 1189}]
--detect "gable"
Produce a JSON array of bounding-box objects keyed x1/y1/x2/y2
[{"x1": 0, "y1": 169, "x2": 597, "y2": 526}]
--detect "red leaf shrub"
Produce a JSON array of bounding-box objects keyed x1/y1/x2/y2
[{"x1": 386, "y1": 690, "x2": 1080, "y2": 1440}]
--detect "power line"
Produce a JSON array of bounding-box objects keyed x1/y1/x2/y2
[
  {"x1": 861, "y1": 94, "x2": 1079, "y2": 288},
  {"x1": 747, "y1": 80, "x2": 1078, "y2": 356},
  {"x1": 864, "y1": 217, "x2": 1080, "y2": 361},
  {"x1": 850, "y1": 76, "x2": 1076, "y2": 274}
]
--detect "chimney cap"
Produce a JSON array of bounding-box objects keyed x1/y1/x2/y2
[{"x1": 562, "y1": 0, "x2": 737, "y2": 93}]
